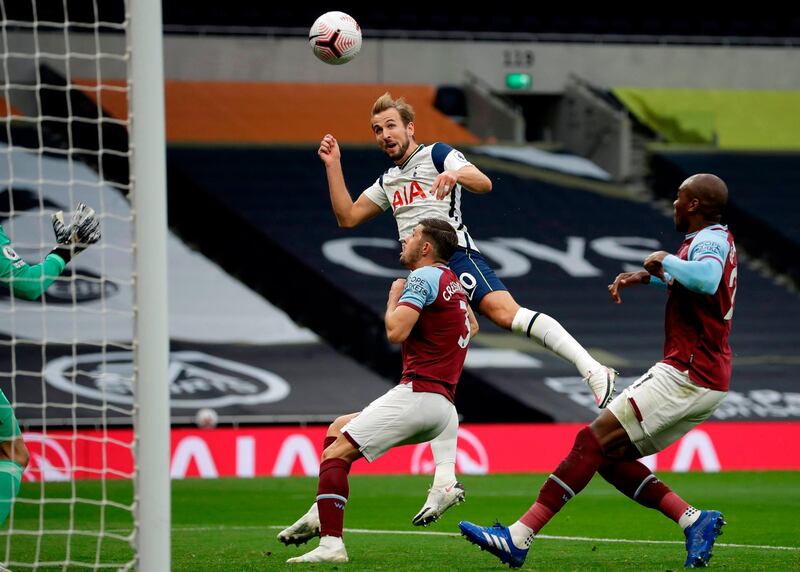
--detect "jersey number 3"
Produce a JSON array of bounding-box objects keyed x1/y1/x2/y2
[{"x1": 457, "y1": 300, "x2": 471, "y2": 348}]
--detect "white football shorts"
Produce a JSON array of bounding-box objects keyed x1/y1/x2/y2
[
  {"x1": 342, "y1": 383, "x2": 456, "y2": 462},
  {"x1": 608, "y1": 362, "x2": 727, "y2": 457}
]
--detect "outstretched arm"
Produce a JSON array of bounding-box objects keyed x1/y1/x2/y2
[
  {"x1": 319, "y1": 134, "x2": 383, "y2": 228},
  {"x1": 1, "y1": 203, "x2": 101, "y2": 301}
]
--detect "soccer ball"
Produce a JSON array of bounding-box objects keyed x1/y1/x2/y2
[
  {"x1": 308, "y1": 11, "x2": 362, "y2": 65},
  {"x1": 195, "y1": 407, "x2": 218, "y2": 429}
]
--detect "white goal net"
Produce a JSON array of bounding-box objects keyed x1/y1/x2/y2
[{"x1": 1, "y1": 1, "x2": 169, "y2": 569}]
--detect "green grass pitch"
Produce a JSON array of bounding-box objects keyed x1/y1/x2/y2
[{"x1": 3, "y1": 472, "x2": 798, "y2": 570}]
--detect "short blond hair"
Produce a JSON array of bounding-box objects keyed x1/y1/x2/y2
[{"x1": 371, "y1": 92, "x2": 415, "y2": 126}]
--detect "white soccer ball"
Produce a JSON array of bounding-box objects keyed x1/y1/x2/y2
[
  {"x1": 195, "y1": 407, "x2": 218, "y2": 429},
  {"x1": 309, "y1": 11, "x2": 362, "y2": 65}
]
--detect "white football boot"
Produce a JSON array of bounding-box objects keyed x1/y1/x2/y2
[
  {"x1": 278, "y1": 502, "x2": 320, "y2": 546},
  {"x1": 412, "y1": 481, "x2": 466, "y2": 526},
  {"x1": 583, "y1": 366, "x2": 617, "y2": 409},
  {"x1": 286, "y1": 536, "x2": 348, "y2": 563}
]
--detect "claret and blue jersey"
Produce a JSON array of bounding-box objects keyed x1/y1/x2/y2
[
  {"x1": 396, "y1": 265, "x2": 471, "y2": 402},
  {"x1": 660, "y1": 224, "x2": 738, "y2": 391}
]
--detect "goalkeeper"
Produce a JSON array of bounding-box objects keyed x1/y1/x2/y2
[{"x1": 0, "y1": 203, "x2": 101, "y2": 526}]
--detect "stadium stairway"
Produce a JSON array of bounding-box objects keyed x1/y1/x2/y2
[{"x1": 610, "y1": 87, "x2": 800, "y2": 287}]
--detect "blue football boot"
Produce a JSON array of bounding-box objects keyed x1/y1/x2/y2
[
  {"x1": 684, "y1": 510, "x2": 726, "y2": 568},
  {"x1": 458, "y1": 520, "x2": 529, "y2": 568}
]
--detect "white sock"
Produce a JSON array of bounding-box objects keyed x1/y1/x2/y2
[
  {"x1": 511, "y1": 308, "x2": 600, "y2": 376},
  {"x1": 679, "y1": 506, "x2": 701, "y2": 529},
  {"x1": 432, "y1": 462, "x2": 456, "y2": 489},
  {"x1": 508, "y1": 520, "x2": 535, "y2": 549},
  {"x1": 319, "y1": 535, "x2": 345, "y2": 549},
  {"x1": 430, "y1": 408, "x2": 459, "y2": 489}
]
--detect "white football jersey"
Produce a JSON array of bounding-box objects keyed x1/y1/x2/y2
[{"x1": 362, "y1": 143, "x2": 478, "y2": 249}]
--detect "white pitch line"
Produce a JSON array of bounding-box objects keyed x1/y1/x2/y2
[
  {"x1": 255, "y1": 525, "x2": 800, "y2": 552},
  {"x1": 44, "y1": 524, "x2": 800, "y2": 552}
]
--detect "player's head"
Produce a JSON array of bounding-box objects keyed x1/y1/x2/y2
[
  {"x1": 371, "y1": 92, "x2": 416, "y2": 164},
  {"x1": 400, "y1": 218, "x2": 457, "y2": 269},
  {"x1": 674, "y1": 173, "x2": 728, "y2": 232}
]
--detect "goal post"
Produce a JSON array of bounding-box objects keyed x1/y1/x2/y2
[
  {"x1": 130, "y1": 0, "x2": 171, "y2": 570},
  {"x1": 0, "y1": 0, "x2": 171, "y2": 569}
]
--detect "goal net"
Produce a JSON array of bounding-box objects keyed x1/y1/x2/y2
[{"x1": 1, "y1": 1, "x2": 169, "y2": 569}]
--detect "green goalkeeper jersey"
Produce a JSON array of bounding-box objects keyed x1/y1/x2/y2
[{"x1": 0, "y1": 224, "x2": 66, "y2": 300}]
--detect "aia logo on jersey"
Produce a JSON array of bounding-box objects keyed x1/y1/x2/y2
[
  {"x1": 391, "y1": 181, "x2": 427, "y2": 211},
  {"x1": 410, "y1": 428, "x2": 489, "y2": 475}
]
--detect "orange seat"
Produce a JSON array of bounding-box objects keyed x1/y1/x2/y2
[{"x1": 75, "y1": 81, "x2": 479, "y2": 145}]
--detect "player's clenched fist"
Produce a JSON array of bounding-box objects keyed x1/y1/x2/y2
[
  {"x1": 643, "y1": 250, "x2": 669, "y2": 281},
  {"x1": 318, "y1": 134, "x2": 341, "y2": 166},
  {"x1": 389, "y1": 278, "x2": 406, "y2": 297},
  {"x1": 385, "y1": 278, "x2": 407, "y2": 310}
]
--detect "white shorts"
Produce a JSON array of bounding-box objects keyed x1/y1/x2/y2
[
  {"x1": 607, "y1": 362, "x2": 727, "y2": 457},
  {"x1": 342, "y1": 383, "x2": 456, "y2": 462}
]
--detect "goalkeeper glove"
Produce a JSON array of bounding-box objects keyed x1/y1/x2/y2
[{"x1": 51, "y1": 202, "x2": 102, "y2": 263}]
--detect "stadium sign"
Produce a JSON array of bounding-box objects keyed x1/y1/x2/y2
[
  {"x1": 43, "y1": 351, "x2": 290, "y2": 408},
  {"x1": 322, "y1": 236, "x2": 663, "y2": 278},
  {"x1": 22, "y1": 433, "x2": 73, "y2": 482},
  {"x1": 410, "y1": 428, "x2": 490, "y2": 475},
  {"x1": 21, "y1": 422, "x2": 800, "y2": 481}
]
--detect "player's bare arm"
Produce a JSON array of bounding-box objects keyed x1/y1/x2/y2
[
  {"x1": 319, "y1": 133, "x2": 383, "y2": 228},
  {"x1": 643, "y1": 250, "x2": 670, "y2": 281},
  {"x1": 467, "y1": 305, "x2": 479, "y2": 338},
  {"x1": 384, "y1": 278, "x2": 421, "y2": 343},
  {"x1": 608, "y1": 270, "x2": 651, "y2": 304},
  {"x1": 431, "y1": 165, "x2": 492, "y2": 200}
]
